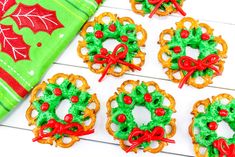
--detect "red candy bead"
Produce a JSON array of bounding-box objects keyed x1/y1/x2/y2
[
  {"x1": 117, "y1": 114, "x2": 126, "y2": 123},
  {"x1": 95, "y1": 30, "x2": 104, "y2": 38},
  {"x1": 121, "y1": 35, "x2": 128, "y2": 42},
  {"x1": 71, "y1": 96, "x2": 79, "y2": 103},
  {"x1": 54, "y1": 88, "x2": 62, "y2": 96},
  {"x1": 207, "y1": 121, "x2": 218, "y2": 130},
  {"x1": 180, "y1": 30, "x2": 189, "y2": 38},
  {"x1": 109, "y1": 24, "x2": 116, "y2": 32},
  {"x1": 173, "y1": 46, "x2": 181, "y2": 53},
  {"x1": 100, "y1": 48, "x2": 108, "y2": 55},
  {"x1": 201, "y1": 33, "x2": 210, "y2": 40},
  {"x1": 144, "y1": 93, "x2": 152, "y2": 102},
  {"x1": 41, "y1": 102, "x2": 49, "y2": 111},
  {"x1": 219, "y1": 109, "x2": 228, "y2": 117},
  {"x1": 124, "y1": 95, "x2": 132, "y2": 104},
  {"x1": 155, "y1": 108, "x2": 165, "y2": 116},
  {"x1": 64, "y1": 114, "x2": 73, "y2": 123}
]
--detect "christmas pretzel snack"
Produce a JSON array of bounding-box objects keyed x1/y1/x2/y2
[
  {"x1": 0, "y1": 0, "x2": 102, "y2": 120},
  {"x1": 106, "y1": 80, "x2": 176, "y2": 153},
  {"x1": 158, "y1": 17, "x2": 227, "y2": 89},
  {"x1": 26, "y1": 73, "x2": 100, "y2": 147}
]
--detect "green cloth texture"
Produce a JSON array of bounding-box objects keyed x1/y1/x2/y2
[{"x1": 0, "y1": 0, "x2": 100, "y2": 120}]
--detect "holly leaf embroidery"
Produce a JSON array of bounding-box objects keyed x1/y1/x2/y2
[
  {"x1": 0, "y1": 0, "x2": 16, "y2": 17},
  {"x1": 10, "y1": 3, "x2": 64, "y2": 34},
  {"x1": 0, "y1": 24, "x2": 30, "y2": 62}
]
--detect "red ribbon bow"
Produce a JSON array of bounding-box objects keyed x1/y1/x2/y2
[
  {"x1": 33, "y1": 119, "x2": 94, "y2": 142},
  {"x1": 94, "y1": 44, "x2": 141, "y2": 82},
  {"x1": 125, "y1": 126, "x2": 175, "y2": 153},
  {"x1": 148, "y1": 0, "x2": 186, "y2": 18},
  {"x1": 213, "y1": 139, "x2": 235, "y2": 157},
  {"x1": 178, "y1": 54, "x2": 221, "y2": 88}
]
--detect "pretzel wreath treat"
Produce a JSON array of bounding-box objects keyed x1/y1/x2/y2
[
  {"x1": 130, "y1": 0, "x2": 186, "y2": 18},
  {"x1": 189, "y1": 94, "x2": 235, "y2": 157},
  {"x1": 158, "y1": 17, "x2": 228, "y2": 89},
  {"x1": 106, "y1": 80, "x2": 176, "y2": 153},
  {"x1": 26, "y1": 73, "x2": 100, "y2": 148},
  {"x1": 78, "y1": 12, "x2": 147, "y2": 82}
]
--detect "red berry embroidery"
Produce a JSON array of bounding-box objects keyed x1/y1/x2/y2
[
  {"x1": 180, "y1": 30, "x2": 189, "y2": 38},
  {"x1": 109, "y1": 24, "x2": 116, "y2": 32},
  {"x1": 41, "y1": 102, "x2": 49, "y2": 111},
  {"x1": 121, "y1": 35, "x2": 128, "y2": 42},
  {"x1": 100, "y1": 48, "x2": 108, "y2": 55},
  {"x1": 144, "y1": 93, "x2": 152, "y2": 102},
  {"x1": 173, "y1": 46, "x2": 181, "y2": 53},
  {"x1": 71, "y1": 96, "x2": 79, "y2": 103},
  {"x1": 95, "y1": 30, "x2": 104, "y2": 38},
  {"x1": 207, "y1": 121, "x2": 218, "y2": 130},
  {"x1": 124, "y1": 95, "x2": 132, "y2": 104},
  {"x1": 37, "y1": 42, "x2": 42, "y2": 47},
  {"x1": 219, "y1": 109, "x2": 228, "y2": 117},
  {"x1": 117, "y1": 114, "x2": 126, "y2": 123},
  {"x1": 155, "y1": 108, "x2": 165, "y2": 116},
  {"x1": 64, "y1": 114, "x2": 73, "y2": 123},
  {"x1": 54, "y1": 88, "x2": 62, "y2": 96},
  {"x1": 201, "y1": 33, "x2": 210, "y2": 40}
]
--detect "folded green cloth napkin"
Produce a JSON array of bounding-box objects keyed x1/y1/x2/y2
[{"x1": 0, "y1": 0, "x2": 101, "y2": 120}]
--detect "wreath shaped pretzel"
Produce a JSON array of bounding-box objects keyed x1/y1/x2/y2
[
  {"x1": 26, "y1": 73, "x2": 100, "y2": 148},
  {"x1": 106, "y1": 80, "x2": 176, "y2": 153},
  {"x1": 78, "y1": 12, "x2": 147, "y2": 82}
]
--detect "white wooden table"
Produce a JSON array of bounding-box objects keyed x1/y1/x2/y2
[{"x1": 1, "y1": 0, "x2": 235, "y2": 156}]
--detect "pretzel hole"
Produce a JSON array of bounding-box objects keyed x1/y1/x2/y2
[
  {"x1": 92, "y1": 63, "x2": 102, "y2": 70},
  {"x1": 111, "y1": 100, "x2": 118, "y2": 108},
  {"x1": 110, "y1": 123, "x2": 118, "y2": 132},
  {"x1": 137, "y1": 32, "x2": 143, "y2": 40},
  {"x1": 200, "y1": 27, "x2": 207, "y2": 34},
  {"x1": 86, "y1": 26, "x2": 94, "y2": 33},
  {"x1": 87, "y1": 102, "x2": 97, "y2": 110},
  {"x1": 199, "y1": 146, "x2": 207, "y2": 155},
  {"x1": 114, "y1": 66, "x2": 122, "y2": 73},
  {"x1": 84, "y1": 117, "x2": 92, "y2": 127},
  {"x1": 123, "y1": 140, "x2": 132, "y2": 146},
  {"x1": 149, "y1": 141, "x2": 160, "y2": 149},
  {"x1": 81, "y1": 47, "x2": 89, "y2": 55},
  {"x1": 31, "y1": 109, "x2": 38, "y2": 118},
  {"x1": 162, "y1": 52, "x2": 171, "y2": 61},
  {"x1": 132, "y1": 106, "x2": 151, "y2": 126},
  {"x1": 172, "y1": 71, "x2": 182, "y2": 80},
  {"x1": 193, "y1": 127, "x2": 200, "y2": 135},
  {"x1": 165, "y1": 125, "x2": 172, "y2": 135},
  {"x1": 124, "y1": 84, "x2": 134, "y2": 93},
  {"x1": 219, "y1": 98, "x2": 230, "y2": 105},
  {"x1": 195, "y1": 77, "x2": 205, "y2": 85},
  {"x1": 163, "y1": 34, "x2": 172, "y2": 41},
  {"x1": 56, "y1": 77, "x2": 65, "y2": 85},
  {"x1": 148, "y1": 86, "x2": 156, "y2": 93},
  {"x1": 163, "y1": 97, "x2": 170, "y2": 107},
  {"x1": 36, "y1": 89, "x2": 44, "y2": 98},
  {"x1": 186, "y1": 47, "x2": 200, "y2": 60},
  {"x1": 62, "y1": 136, "x2": 72, "y2": 144},
  {"x1": 197, "y1": 105, "x2": 205, "y2": 113},
  {"x1": 102, "y1": 16, "x2": 111, "y2": 25},
  {"x1": 183, "y1": 21, "x2": 192, "y2": 29},
  {"x1": 56, "y1": 99, "x2": 71, "y2": 120},
  {"x1": 75, "y1": 80, "x2": 83, "y2": 89},
  {"x1": 216, "y1": 43, "x2": 223, "y2": 52},
  {"x1": 133, "y1": 58, "x2": 141, "y2": 65},
  {"x1": 217, "y1": 121, "x2": 234, "y2": 139},
  {"x1": 135, "y1": 3, "x2": 142, "y2": 11}
]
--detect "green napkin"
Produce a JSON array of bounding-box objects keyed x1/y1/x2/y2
[{"x1": 0, "y1": 0, "x2": 101, "y2": 120}]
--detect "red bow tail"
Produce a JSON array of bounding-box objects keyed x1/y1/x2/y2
[
  {"x1": 213, "y1": 139, "x2": 235, "y2": 157},
  {"x1": 149, "y1": 0, "x2": 186, "y2": 18},
  {"x1": 33, "y1": 119, "x2": 94, "y2": 142},
  {"x1": 178, "y1": 54, "x2": 221, "y2": 88},
  {"x1": 125, "y1": 127, "x2": 175, "y2": 153},
  {"x1": 94, "y1": 44, "x2": 141, "y2": 82}
]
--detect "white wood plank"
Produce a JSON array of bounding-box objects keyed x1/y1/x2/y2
[
  {"x1": 1, "y1": 64, "x2": 235, "y2": 156},
  {"x1": 103, "y1": 0, "x2": 235, "y2": 24},
  {"x1": 56, "y1": 6, "x2": 235, "y2": 90},
  {"x1": 0, "y1": 126, "x2": 181, "y2": 157}
]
